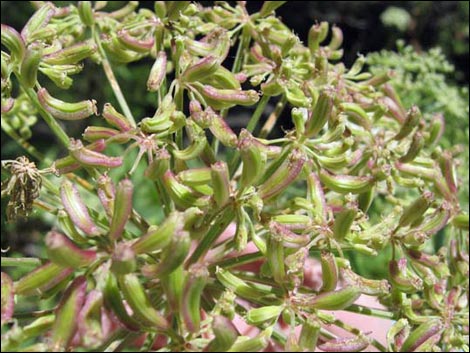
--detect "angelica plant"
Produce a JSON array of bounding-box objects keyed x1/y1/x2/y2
[{"x1": 1, "y1": 2, "x2": 469, "y2": 352}]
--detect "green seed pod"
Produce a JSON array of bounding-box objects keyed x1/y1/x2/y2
[
  {"x1": 340, "y1": 102, "x2": 371, "y2": 130},
  {"x1": 308, "y1": 21, "x2": 329, "y2": 54},
  {"x1": 389, "y1": 259, "x2": 423, "y2": 293},
  {"x1": 147, "y1": 51, "x2": 167, "y2": 92},
  {"x1": 102, "y1": 103, "x2": 133, "y2": 131},
  {"x1": 1, "y1": 24, "x2": 26, "y2": 64},
  {"x1": 239, "y1": 130, "x2": 267, "y2": 189},
  {"x1": 45, "y1": 231, "x2": 96, "y2": 268},
  {"x1": 20, "y1": 2, "x2": 54, "y2": 43},
  {"x1": 333, "y1": 203, "x2": 358, "y2": 241},
  {"x1": 319, "y1": 170, "x2": 375, "y2": 194},
  {"x1": 211, "y1": 161, "x2": 231, "y2": 207},
  {"x1": 215, "y1": 267, "x2": 282, "y2": 305},
  {"x1": 154, "y1": 230, "x2": 190, "y2": 276},
  {"x1": 60, "y1": 179, "x2": 100, "y2": 236},
  {"x1": 400, "y1": 319, "x2": 443, "y2": 352},
  {"x1": 132, "y1": 211, "x2": 182, "y2": 254},
  {"x1": 162, "y1": 170, "x2": 210, "y2": 209},
  {"x1": 318, "y1": 335, "x2": 369, "y2": 352},
  {"x1": 14, "y1": 262, "x2": 73, "y2": 296},
  {"x1": 43, "y1": 41, "x2": 97, "y2": 65},
  {"x1": 400, "y1": 131, "x2": 425, "y2": 163},
  {"x1": 267, "y1": 226, "x2": 286, "y2": 285},
  {"x1": 452, "y1": 212, "x2": 469, "y2": 230},
  {"x1": 166, "y1": 1, "x2": 190, "y2": 21},
  {"x1": 51, "y1": 276, "x2": 87, "y2": 351},
  {"x1": 200, "y1": 85, "x2": 260, "y2": 109},
  {"x1": 173, "y1": 121, "x2": 207, "y2": 160},
  {"x1": 118, "y1": 273, "x2": 169, "y2": 330},
  {"x1": 102, "y1": 273, "x2": 140, "y2": 331},
  {"x1": 357, "y1": 185, "x2": 375, "y2": 213},
  {"x1": 145, "y1": 148, "x2": 171, "y2": 180},
  {"x1": 206, "y1": 315, "x2": 239, "y2": 352},
  {"x1": 57, "y1": 210, "x2": 87, "y2": 245},
  {"x1": 182, "y1": 264, "x2": 209, "y2": 333},
  {"x1": 258, "y1": 149, "x2": 306, "y2": 200},
  {"x1": 38, "y1": 88, "x2": 97, "y2": 120},
  {"x1": 394, "y1": 105, "x2": 422, "y2": 140},
  {"x1": 293, "y1": 286, "x2": 361, "y2": 310},
  {"x1": 111, "y1": 242, "x2": 136, "y2": 275},
  {"x1": 154, "y1": 1, "x2": 167, "y2": 19},
  {"x1": 261, "y1": 77, "x2": 284, "y2": 96},
  {"x1": 299, "y1": 315, "x2": 320, "y2": 351},
  {"x1": 227, "y1": 327, "x2": 272, "y2": 352},
  {"x1": 108, "y1": 178, "x2": 133, "y2": 240},
  {"x1": 182, "y1": 55, "x2": 220, "y2": 83},
  {"x1": 20, "y1": 44, "x2": 42, "y2": 88},
  {"x1": 305, "y1": 91, "x2": 334, "y2": 137},
  {"x1": 246, "y1": 305, "x2": 283, "y2": 325},
  {"x1": 397, "y1": 191, "x2": 434, "y2": 229},
  {"x1": 418, "y1": 202, "x2": 451, "y2": 236},
  {"x1": 320, "y1": 251, "x2": 338, "y2": 292},
  {"x1": 83, "y1": 126, "x2": 122, "y2": 142},
  {"x1": 78, "y1": 1, "x2": 94, "y2": 26},
  {"x1": 205, "y1": 108, "x2": 238, "y2": 147},
  {"x1": 426, "y1": 113, "x2": 445, "y2": 145},
  {"x1": 68, "y1": 139, "x2": 122, "y2": 168},
  {"x1": 177, "y1": 167, "x2": 212, "y2": 186},
  {"x1": 387, "y1": 318, "x2": 410, "y2": 352},
  {"x1": 117, "y1": 30, "x2": 154, "y2": 53},
  {"x1": 201, "y1": 66, "x2": 241, "y2": 90},
  {"x1": 259, "y1": 1, "x2": 286, "y2": 17},
  {"x1": 340, "y1": 266, "x2": 390, "y2": 295},
  {"x1": 328, "y1": 25, "x2": 343, "y2": 51},
  {"x1": 160, "y1": 266, "x2": 184, "y2": 313}
]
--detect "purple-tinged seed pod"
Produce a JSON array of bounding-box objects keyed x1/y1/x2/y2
[
  {"x1": 61, "y1": 179, "x2": 100, "y2": 236},
  {"x1": 108, "y1": 178, "x2": 133, "y2": 240},
  {"x1": 318, "y1": 335, "x2": 369, "y2": 352},
  {"x1": 51, "y1": 276, "x2": 87, "y2": 351},
  {"x1": 102, "y1": 103, "x2": 133, "y2": 132},
  {"x1": 45, "y1": 230, "x2": 97, "y2": 268},
  {"x1": 68, "y1": 138, "x2": 122, "y2": 168}
]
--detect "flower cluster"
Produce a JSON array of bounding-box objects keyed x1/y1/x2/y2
[{"x1": 1, "y1": 2, "x2": 468, "y2": 352}]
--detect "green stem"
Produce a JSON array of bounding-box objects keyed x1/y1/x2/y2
[
  {"x1": 0, "y1": 119, "x2": 44, "y2": 161},
  {"x1": 345, "y1": 304, "x2": 396, "y2": 320},
  {"x1": 1, "y1": 257, "x2": 42, "y2": 267},
  {"x1": 92, "y1": 27, "x2": 136, "y2": 127},
  {"x1": 21, "y1": 86, "x2": 70, "y2": 148}
]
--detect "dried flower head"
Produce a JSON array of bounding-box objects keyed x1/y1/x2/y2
[{"x1": 1, "y1": 156, "x2": 44, "y2": 221}]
